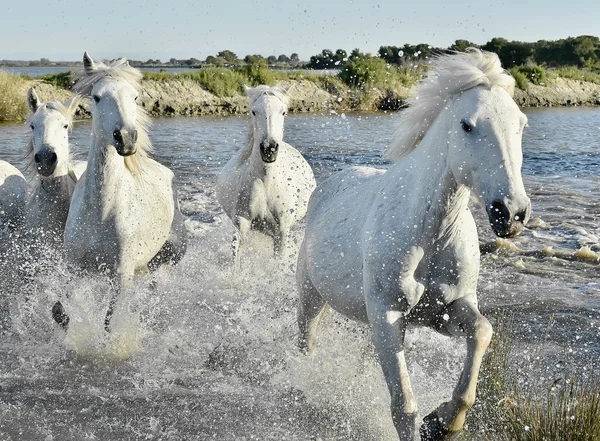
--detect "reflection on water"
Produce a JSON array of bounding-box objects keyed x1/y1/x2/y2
[{"x1": 0, "y1": 108, "x2": 599, "y2": 440}]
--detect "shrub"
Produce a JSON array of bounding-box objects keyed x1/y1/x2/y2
[
  {"x1": 339, "y1": 57, "x2": 392, "y2": 90},
  {"x1": 240, "y1": 58, "x2": 274, "y2": 86},
  {"x1": 509, "y1": 67, "x2": 530, "y2": 90},
  {"x1": 39, "y1": 70, "x2": 73, "y2": 89},
  {"x1": 0, "y1": 71, "x2": 28, "y2": 121},
  {"x1": 339, "y1": 57, "x2": 422, "y2": 93},
  {"x1": 516, "y1": 65, "x2": 548, "y2": 85}
]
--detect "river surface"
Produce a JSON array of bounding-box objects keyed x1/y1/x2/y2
[{"x1": 0, "y1": 108, "x2": 599, "y2": 440}]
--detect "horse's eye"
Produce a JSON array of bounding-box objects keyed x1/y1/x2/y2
[
  {"x1": 93, "y1": 95, "x2": 100, "y2": 103},
  {"x1": 283, "y1": 111, "x2": 287, "y2": 116},
  {"x1": 30, "y1": 124, "x2": 34, "y2": 130},
  {"x1": 63, "y1": 124, "x2": 69, "y2": 129},
  {"x1": 252, "y1": 111, "x2": 256, "y2": 116},
  {"x1": 461, "y1": 121, "x2": 472, "y2": 132},
  {"x1": 134, "y1": 96, "x2": 139, "y2": 102}
]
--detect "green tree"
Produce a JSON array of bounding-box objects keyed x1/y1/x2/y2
[
  {"x1": 217, "y1": 50, "x2": 238, "y2": 63},
  {"x1": 205, "y1": 55, "x2": 217, "y2": 65},
  {"x1": 449, "y1": 39, "x2": 479, "y2": 52},
  {"x1": 267, "y1": 55, "x2": 278, "y2": 64}
]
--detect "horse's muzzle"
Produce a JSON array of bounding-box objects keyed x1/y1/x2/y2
[
  {"x1": 113, "y1": 128, "x2": 138, "y2": 156},
  {"x1": 260, "y1": 141, "x2": 279, "y2": 163},
  {"x1": 34, "y1": 146, "x2": 58, "y2": 177},
  {"x1": 487, "y1": 199, "x2": 531, "y2": 238}
]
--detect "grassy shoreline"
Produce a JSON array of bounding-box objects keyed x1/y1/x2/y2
[{"x1": 2, "y1": 64, "x2": 599, "y2": 122}]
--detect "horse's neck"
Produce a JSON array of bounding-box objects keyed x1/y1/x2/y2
[
  {"x1": 31, "y1": 171, "x2": 76, "y2": 201},
  {"x1": 84, "y1": 136, "x2": 129, "y2": 199},
  {"x1": 27, "y1": 173, "x2": 76, "y2": 232},
  {"x1": 387, "y1": 124, "x2": 470, "y2": 243}
]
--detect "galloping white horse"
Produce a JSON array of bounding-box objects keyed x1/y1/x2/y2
[
  {"x1": 24, "y1": 88, "x2": 86, "y2": 243},
  {"x1": 217, "y1": 85, "x2": 315, "y2": 262},
  {"x1": 63, "y1": 52, "x2": 187, "y2": 328},
  {"x1": 296, "y1": 49, "x2": 531, "y2": 440},
  {"x1": 0, "y1": 160, "x2": 26, "y2": 230}
]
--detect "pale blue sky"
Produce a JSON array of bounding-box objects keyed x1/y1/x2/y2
[{"x1": 2, "y1": 0, "x2": 598, "y2": 61}]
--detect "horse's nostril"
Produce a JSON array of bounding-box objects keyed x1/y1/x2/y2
[
  {"x1": 34, "y1": 153, "x2": 41, "y2": 163},
  {"x1": 50, "y1": 152, "x2": 57, "y2": 164},
  {"x1": 113, "y1": 130, "x2": 123, "y2": 144},
  {"x1": 514, "y1": 210, "x2": 527, "y2": 223},
  {"x1": 132, "y1": 130, "x2": 138, "y2": 143},
  {"x1": 491, "y1": 201, "x2": 504, "y2": 214}
]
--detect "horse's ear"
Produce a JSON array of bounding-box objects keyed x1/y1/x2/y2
[
  {"x1": 27, "y1": 87, "x2": 41, "y2": 112},
  {"x1": 242, "y1": 84, "x2": 251, "y2": 93},
  {"x1": 83, "y1": 51, "x2": 97, "y2": 74},
  {"x1": 65, "y1": 94, "x2": 82, "y2": 116}
]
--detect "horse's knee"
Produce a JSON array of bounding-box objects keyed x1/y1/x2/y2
[{"x1": 474, "y1": 315, "x2": 493, "y2": 346}]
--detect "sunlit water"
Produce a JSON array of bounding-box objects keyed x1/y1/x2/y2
[{"x1": 0, "y1": 108, "x2": 599, "y2": 440}]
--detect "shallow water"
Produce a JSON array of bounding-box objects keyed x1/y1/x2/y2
[{"x1": 0, "y1": 108, "x2": 599, "y2": 440}]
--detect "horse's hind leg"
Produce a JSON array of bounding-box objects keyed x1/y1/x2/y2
[
  {"x1": 420, "y1": 297, "x2": 493, "y2": 440},
  {"x1": 296, "y1": 249, "x2": 328, "y2": 354}
]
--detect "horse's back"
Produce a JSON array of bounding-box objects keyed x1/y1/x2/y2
[
  {"x1": 301, "y1": 166, "x2": 385, "y2": 321},
  {"x1": 0, "y1": 160, "x2": 26, "y2": 229}
]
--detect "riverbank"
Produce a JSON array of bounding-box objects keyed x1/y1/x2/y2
[{"x1": 1, "y1": 71, "x2": 599, "y2": 122}]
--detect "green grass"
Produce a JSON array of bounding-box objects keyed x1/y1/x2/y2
[
  {"x1": 466, "y1": 316, "x2": 600, "y2": 441},
  {"x1": 143, "y1": 68, "x2": 248, "y2": 97},
  {"x1": 0, "y1": 71, "x2": 28, "y2": 121},
  {"x1": 555, "y1": 66, "x2": 600, "y2": 84}
]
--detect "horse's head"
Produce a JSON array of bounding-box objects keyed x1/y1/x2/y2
[
  {"x1": 81, "y1": 52, "x2": 141, "y2": 157},
  {"x1": 245, "y1": 85, "x2": 289, "y2": 163},
  {"x1": 26, "y1": 87, "x2": 79, "y2": 178},
  {"x1": 448, "y1": 85, "x2": 531, "y2": 238}
]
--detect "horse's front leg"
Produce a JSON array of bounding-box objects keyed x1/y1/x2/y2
[
  {"x1": 420, "y1": 297, "x2": 492, "y2": 440},
  {"x1": 233, "y1": 216, "x2": 251, "y2": 268},
  {"x1": 368, "y1": 302, "x2": 418, "y2": 441},
  {"x1": 365, "y1": 246, "x2": 425, "y2": 441},
  {"x1": 104, "y1": 270, "x2": 134, "y2": 331}
]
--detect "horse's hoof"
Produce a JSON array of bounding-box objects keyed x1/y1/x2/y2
[
  {"x1": 419, "y1": 412, "x2": 461, "y2": 441},
  {"x1": 52, "y1": 301, "x2": 69, "y2": 330}
]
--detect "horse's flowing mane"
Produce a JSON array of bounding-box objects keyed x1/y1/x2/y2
[
  {"x1": 24, "y1": 98, "x2": 80, "y2": 183},
  {"x1": 73, "y1": 57, "x2": 153, "y2": 175},
  {"x1": 238, "y1": 85, "x2": 290, "y2": 164},
  {"x1": 386, "y1": 49, "x2": 515, "y2": 159}
]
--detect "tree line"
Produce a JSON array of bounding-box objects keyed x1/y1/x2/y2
[{"x1": 307, "y1": 35, "x2": 600, "y2": 70}]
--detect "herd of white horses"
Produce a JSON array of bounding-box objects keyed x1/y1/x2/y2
[{"x1": 0, "y1": 49, "x2": 532, "y2": 441}]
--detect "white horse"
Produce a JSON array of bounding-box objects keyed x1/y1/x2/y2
[
  {"x1": 24, "y1": 87, "x2": 86, "y2": 243},
  {"x1": 216, "y1": 85, "x2": 316, "y2": 262},
  {"x1": 0, "y1": 160, "x2": 26, "y2": 230},
  {"x1": 296, "y1": 49, "x2": 531, "y2": 441},
  {"x1": 62, "y1": 52, "x2": 187, "y2": 329}
]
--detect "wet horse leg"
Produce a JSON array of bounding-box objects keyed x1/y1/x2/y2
[
  {"x1": 421, "y1": 297, "x2": 493, "y2": 440},
  {"x1": 233, "y1": 216, "x2": 251, "y2": 268},
  {"x1": 369, "y1": 305, "x2": 418, "y2": 441},
  {"x1": 296, "y1": 250, "x2": 328, "y2": 354}
]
